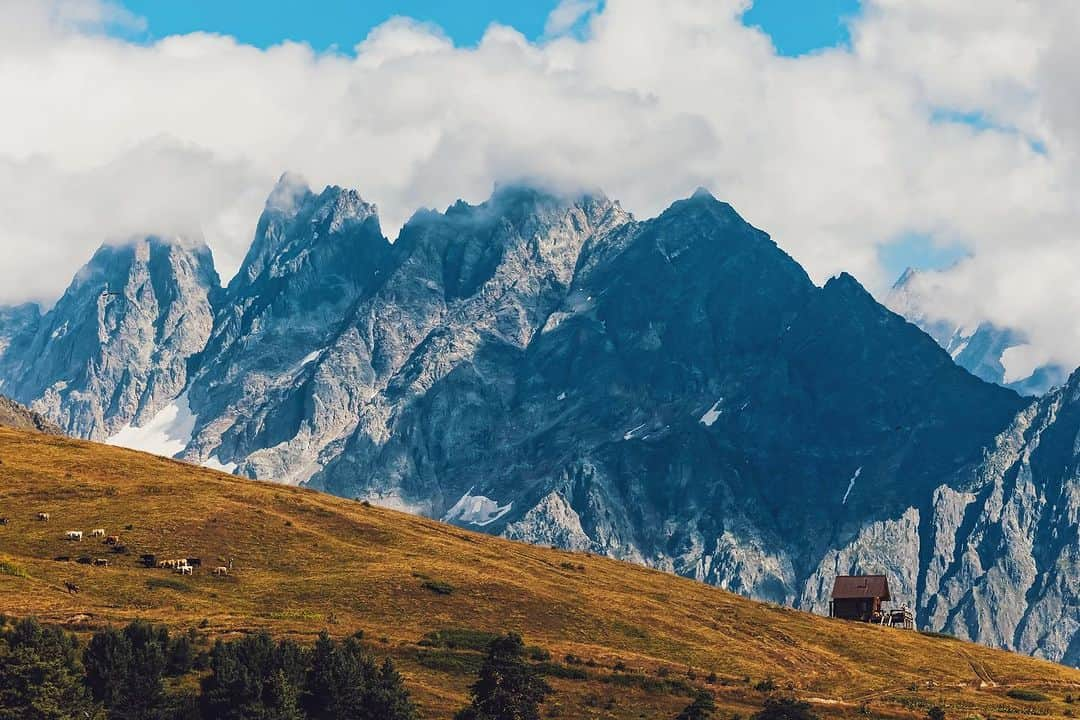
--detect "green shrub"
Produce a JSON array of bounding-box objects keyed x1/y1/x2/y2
[
  {"x1": 0, "y1": 560, "x2": 29, "y2": 578},
  {"x1": 754, "y1": 678, "x2": 777, "y2": 692},
  {"x1": 419, "y1": 628, "x2": 499, "y2": 651},
  {"x1": 422, "y1": 579, "x2": 454, "y2": 595},
  {"x1": 536, "y1": 662, "x2": 588, "y2": 680},
  {"x1": 1006, "y1": 688, "x2": 1050, "y2": 702},
  {"x1": 414, "y1": 648, "x2": 484, "y2": 676}
]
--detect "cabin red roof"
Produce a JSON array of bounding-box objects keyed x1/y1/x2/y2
[{"x1": 831, "y1": 574, "x2": 891, "y2": 601}]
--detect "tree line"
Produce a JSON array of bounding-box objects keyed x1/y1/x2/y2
[
  {"x1": 0, "y1": 616, "x2": 414, "y2": 720},
  {"x1": 1, "y1": 615, "x2": 953, "y2": 720}
]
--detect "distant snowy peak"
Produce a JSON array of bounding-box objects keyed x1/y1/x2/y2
[{"x1": 886, "y1": 267, "x2": 1065, "y2": 396}]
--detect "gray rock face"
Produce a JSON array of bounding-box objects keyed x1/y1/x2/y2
[
  {"x1": 2, "y1": 178, "x2": 1079, "y2": 665},
  {"x1": 182, "y1": 175, "x2": 393, "y2": 478},
  {"x1": 808, "y1": 374, "x2": 1080, "y2": 664},
  {"x1": 0, "y1": 236, "x2": 219, "y2": 439},
  {"x1": 0, "y1": 395, "x2": 63, "y2": 434},
  {"x1": 0, "y1": 303, "x2": 41, "y2": 391},
  {"x1": 886, "y1": 268, "x2": 1067, "y2": 396}
]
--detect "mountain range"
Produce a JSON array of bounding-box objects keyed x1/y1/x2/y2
[{"x1": 1, "y1": 175, "x2": 1077, "y2": 666}]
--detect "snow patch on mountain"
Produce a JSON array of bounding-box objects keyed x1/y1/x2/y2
[
  {"x1": 444, "y1": 488, "x2": 513, "y2": 527},
  {"x1": 699, "y1": 399, "x2": 723, "y2": 427},
  {"x1": 201, "y1": 455, "x2": 238, "y2": 474},
  {"x1": 842, "y1": 467, "x2": 862, "y2": 505},
  {"x1": 106, "y1": 393, "x2": 196, "y2": 458}
]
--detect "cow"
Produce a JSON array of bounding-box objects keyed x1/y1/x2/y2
[
  {"x1": 140, "y1": 554, "x2": 156, "y2": 567},
  {"x1": 176, "y1": 565, "x2": 193, "y2": 576},
  {"x1": 105, "y1": 535, "x2": 120, "y2": 546},
  {"x1": 186, "y1": 558, "x2": 202, "y2": 568},
  {"x1": 213, "y1": 566, "x2": 228, "y2": 576},
  {"x1": 64, "y1": 581, "x2": 80, "y2": 595},
  {"x1": 90, "y1": 529, "x2": 105, "y2": 538},
  {"x1": 65, "y1": 531, "x2": 83, "y2": 541},
  {"x1": 92, "y1": 558, "x2": 109, "y2": 567},
  {"x1": 37, "y1": 512, "x2": 50, "y2": 522},
  {"x1": 0, "y1": 518, "x2": 8, "y2": 525}
]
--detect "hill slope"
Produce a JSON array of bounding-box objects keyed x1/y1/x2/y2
[{"x1": 0, "y1": 428, "x2": 1077, "y2": 719}]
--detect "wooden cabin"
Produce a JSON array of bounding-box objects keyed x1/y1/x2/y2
[{"x1": 829, "y1": 574, "x2": 890, "y2": 623}]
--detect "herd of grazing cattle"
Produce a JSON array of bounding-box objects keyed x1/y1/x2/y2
[{"x1": 0, "y1": 510, "x2": 233, "y2": 593}]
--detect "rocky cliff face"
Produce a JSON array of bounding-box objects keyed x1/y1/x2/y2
[
  {"x1": 803, "y1": 373, "x2": 1080, "y2": 665},
  {"x1": 0, "y1": 303, "x2": 41, "y2": 391},
  {"x1": 181, "y1": 175, "x2": 394, "y2": 479},
  {"x1": 2, "y1": 179, "x2": 1078, "y2": 665},
  {"x1": 0, "y1": 236, "x2": 219, "y2": 439}
]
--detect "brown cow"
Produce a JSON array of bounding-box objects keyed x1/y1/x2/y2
[
  {"x1": 64, "y1": 581, "x2": 80, "y2": 595},
  {"x1": 104, "y1": 535, "x2": 120, "y2": 545}
]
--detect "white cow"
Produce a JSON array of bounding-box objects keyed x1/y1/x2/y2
[
  {"x1": 90, "y1": 529, "x2": 105, "y2": 537},
  {"x1": 65, "y1": 531, "x2": 83, "y2": 541},
  {"x1": 176, "y1": 565, "x2": 193, "y2": 576},
  {"x1": 213, "y1": 567, "x2": 229, "y2": 576}
]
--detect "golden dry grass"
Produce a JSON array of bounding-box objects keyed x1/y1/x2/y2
[{"x1": 0, "y1": 426, "x2": 1077, "y2": 719}]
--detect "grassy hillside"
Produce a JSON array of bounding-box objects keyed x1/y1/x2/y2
[{"x1": 0, "y1": 427, "x2": 1077, "y2": 719}]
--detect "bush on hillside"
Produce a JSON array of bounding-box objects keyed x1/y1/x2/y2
[
  {"x1": 1006, "y1": 688, "x2": 1050, "y2": 702},
  {"x1": 675, "y1": 692, "x2": 716, "y2": 720},
  {"x1": 752, "y1": 697, "x2": 818, "y2": 720}
]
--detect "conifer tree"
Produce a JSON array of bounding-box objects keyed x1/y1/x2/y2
[{"x1": 455, "y1": 633, "x2": 550, "y2": 720}]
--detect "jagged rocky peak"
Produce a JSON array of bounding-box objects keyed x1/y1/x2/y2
[
  {"x1": 1, "y1": 235, "x2": 219, "y2": 439},
  {"x1": 236, "y1": 173, "x2": 386, "y2": 290},
  {"x1": 182, "y1": 177, "x2": 395, "y2": 473}
]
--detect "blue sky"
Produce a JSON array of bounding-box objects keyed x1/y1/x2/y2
[{"x1": 117, "y1": 0, "x2": 861, "y2": 56}]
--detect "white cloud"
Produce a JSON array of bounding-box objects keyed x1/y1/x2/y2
[
  {"x1": 544, "y1": 0, "x2": 601, "y2": 37},
  {"x1": 1, "y1": 0, "x2": 1080, "y2": 372}
]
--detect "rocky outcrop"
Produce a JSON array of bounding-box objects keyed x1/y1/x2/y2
[
  {"x1": 0, "y1": 395, "x2": 63, "y2": 435},
  {"x1": 0, "y1": 236, "x2": 219, "y2": 439}
]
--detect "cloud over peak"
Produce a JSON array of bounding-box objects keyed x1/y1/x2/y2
[{"x1": 2, "y1": 0, "x2": 1080, "y2": 371}]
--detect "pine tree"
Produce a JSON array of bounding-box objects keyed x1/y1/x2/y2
[
  {"x1": 0, "y1": 617, "x2": 99, "y2": 720},
  {"x1": 83, "y1": 620, "x2": 169, "y2": 720},
  {"x1": 304, "y1": 631, "x2": 415, "y2": 720},
  {"x1": 200, "y1": 632, "x2": 307, "y2": 720},
  {"x1": 455, "y1": 633, "x2": 551, "y2": 720}
]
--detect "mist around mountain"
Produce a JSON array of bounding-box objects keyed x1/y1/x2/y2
[
  {"x1": 886, "y1": 267, "x2": 1067, "y2": 397},
  {"x1": 1, "y1": 176, "x2": 1078, "y2": 665}
]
